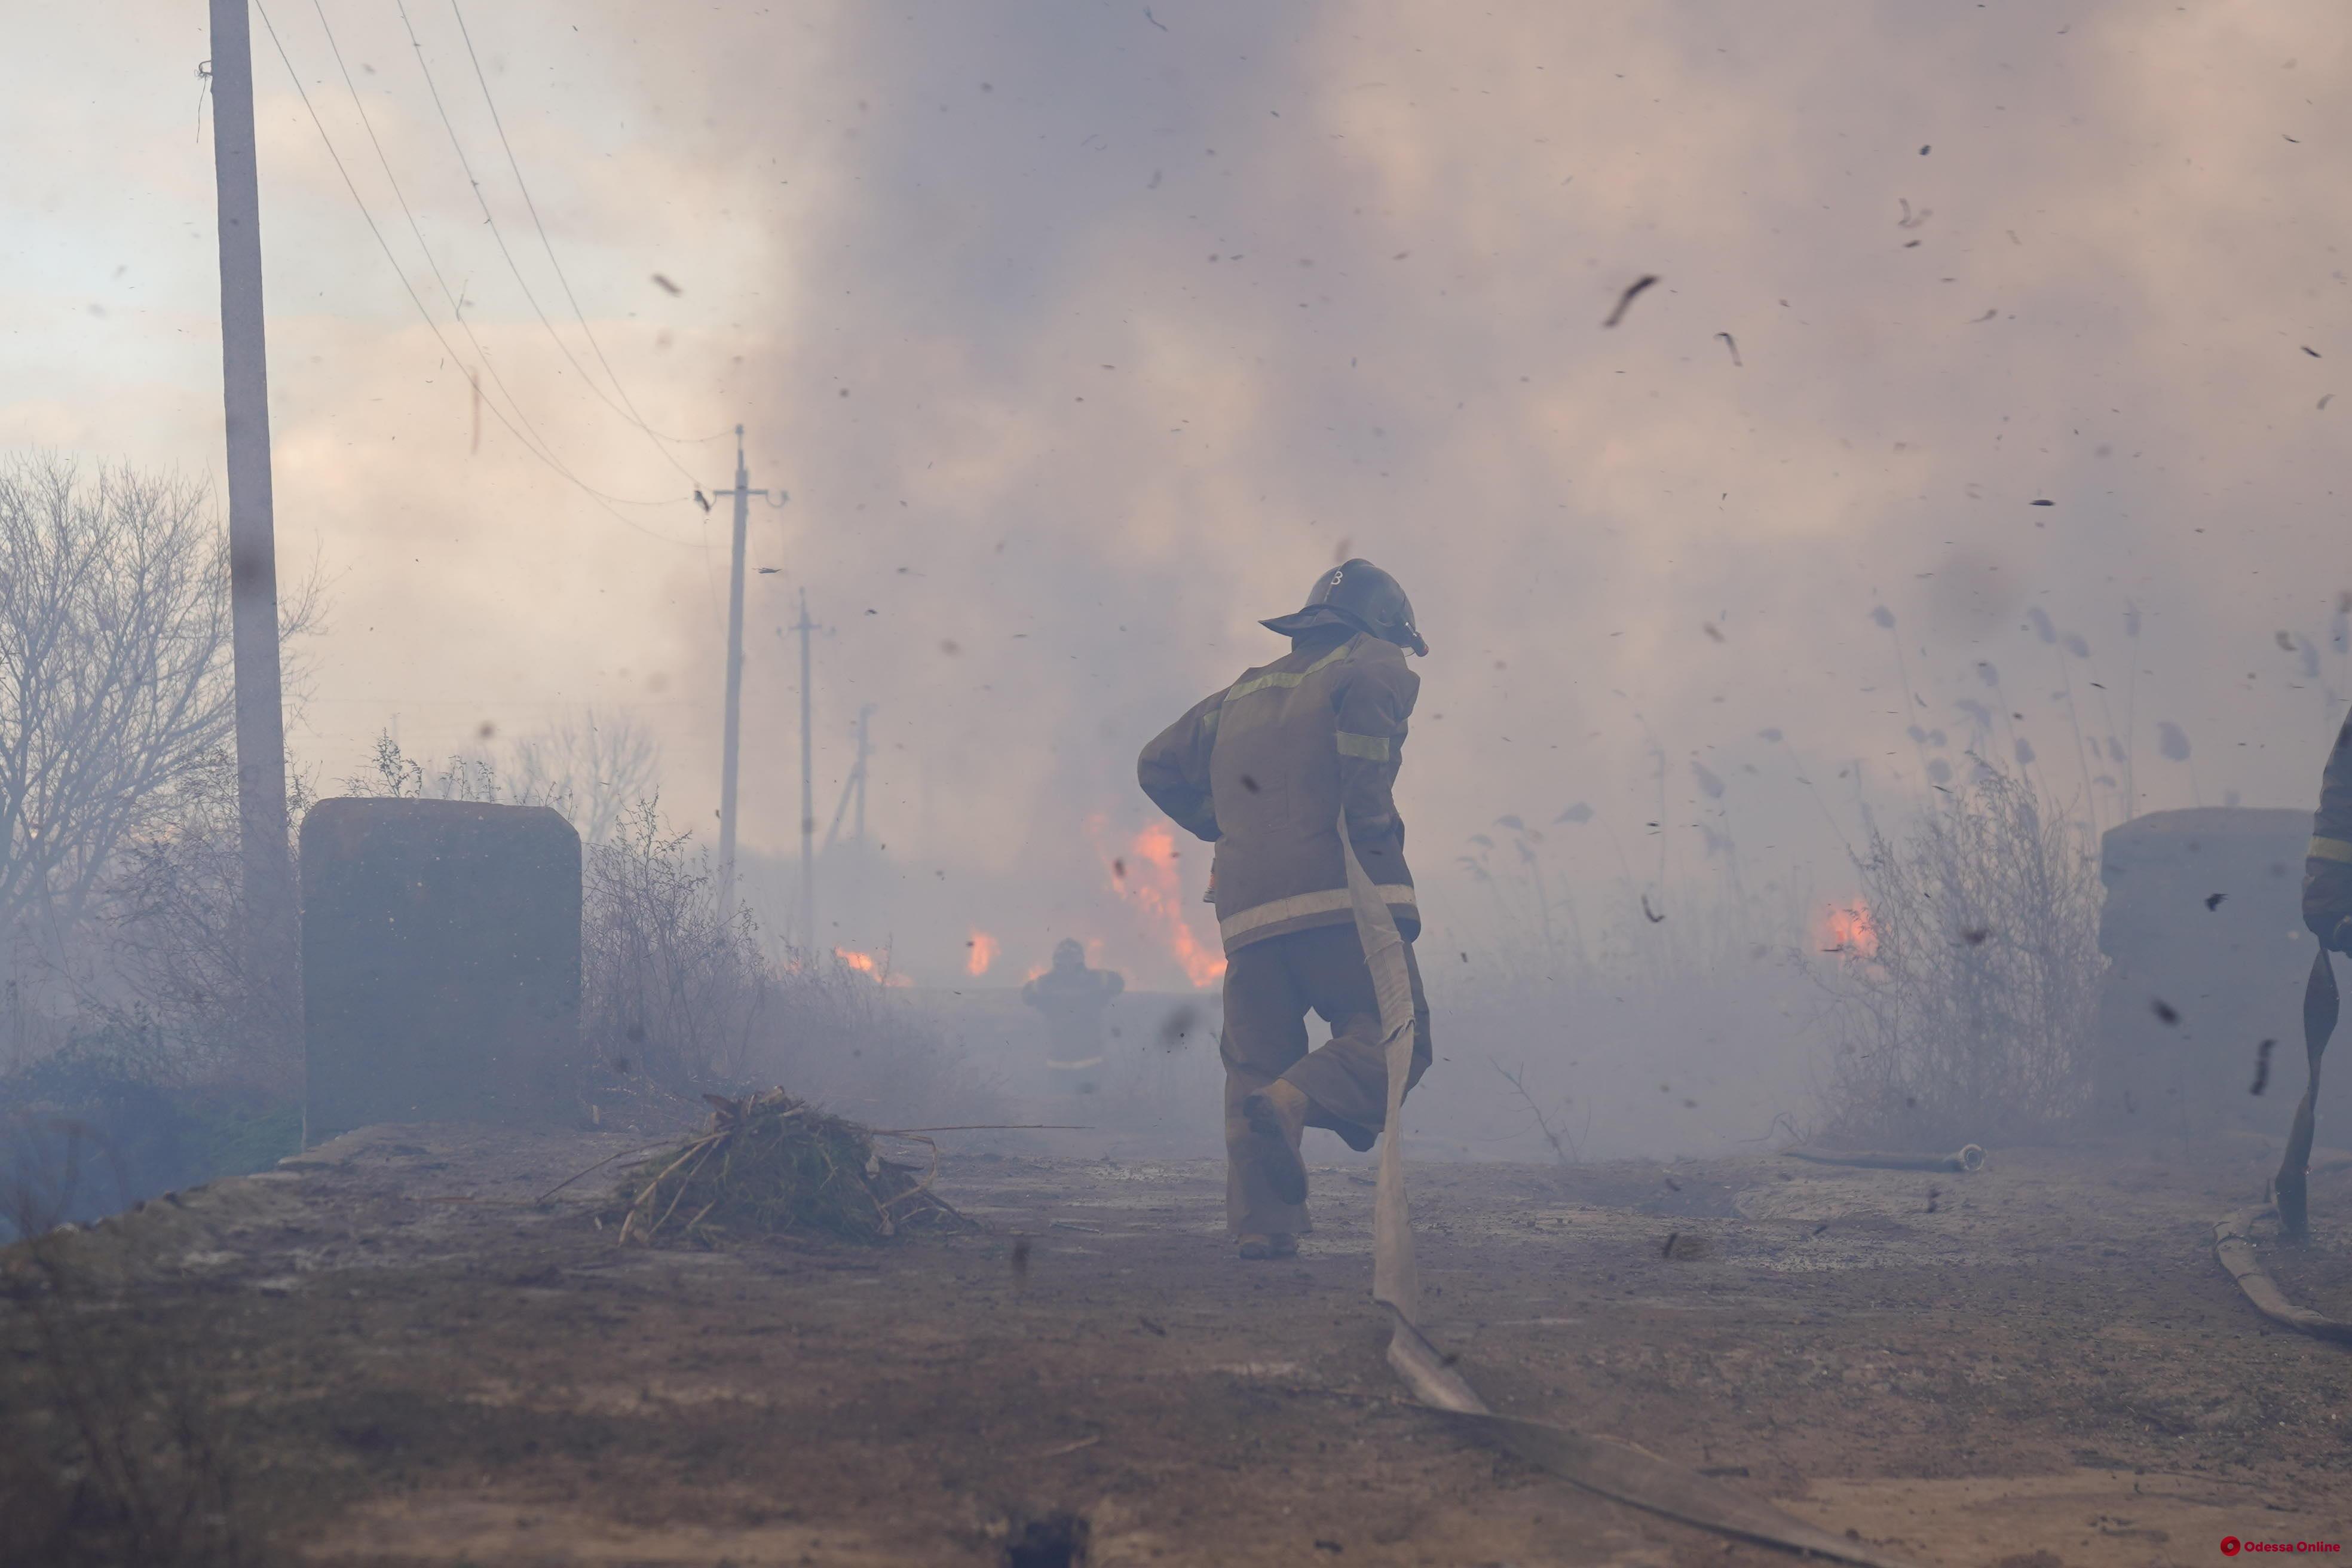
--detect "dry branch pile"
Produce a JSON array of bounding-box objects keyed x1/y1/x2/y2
[{"x1": 610, "y1": 1090, "x2": 969, "y2": 1247}]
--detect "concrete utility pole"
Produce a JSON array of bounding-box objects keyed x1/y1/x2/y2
[
  {"x1": 209, "y1": 0, "x2": 298, "y2": 1062},
  {"x1": 794, "y1": 590, "x2": 816, "y2": 949},
  {"x1": 709, "y1": 425, "x2": 781, "y2": 920}
]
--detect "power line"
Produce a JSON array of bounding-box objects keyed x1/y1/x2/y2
[
  {"x1": 390, "y1": 0, "x2": 705, "y2": 491},
  {"x1": 402, "y1": 0, "x2": 725, "y2": 483},
  {"x1": 247, "y1": 0, "x2": 701, "y2": 546},
  {"x1": 448, "y1": 0, "x2": 730, "y2": 451},
  {"x1": 306, "y1": 0, "x2": 667, "y2": 513}
]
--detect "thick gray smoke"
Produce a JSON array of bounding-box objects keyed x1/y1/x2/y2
[{"x1": 8, "y1": 2, "x2": 2350, "y2": 1012}]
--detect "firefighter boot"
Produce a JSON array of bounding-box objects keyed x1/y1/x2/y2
[
  {"x1": 1236, "y1": 1232, "x2": 1299, "y2": 1260},
  {"x1": 1241, "y1": 1079, "x2": 1312, "y2": 1206}
]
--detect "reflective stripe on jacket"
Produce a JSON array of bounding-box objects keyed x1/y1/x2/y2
[{"x1": 1137, "y1": 629, "x2": 1419, "y2": 954}]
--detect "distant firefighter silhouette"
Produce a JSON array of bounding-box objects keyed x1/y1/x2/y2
[{"x1": 1022, "y1": 939, "x2": 1125, "y2": 1092}]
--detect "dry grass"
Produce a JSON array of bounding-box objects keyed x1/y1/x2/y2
[
  {"x1": 608, "y1": 1089, "x2": 972, "y2": 1247},
  {"x1": 0, "y1": 1137, "x2": 260, "y2": 1567},
  {"x1": 1813, "y1": 764, "x2": 2105, "y2": 1148}
]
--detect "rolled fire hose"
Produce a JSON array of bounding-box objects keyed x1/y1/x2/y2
[
  {"x1": 1780, "y1": 1144, "x2": 1986, "y2": 1174},
  {"x1": 1338, "y1": 822, "x2": 1913, "y2": 1567}
]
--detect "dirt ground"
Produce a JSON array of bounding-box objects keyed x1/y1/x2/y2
[{"x1": 7, "y1": 1122, "x2": 2351, "y2": 1567}]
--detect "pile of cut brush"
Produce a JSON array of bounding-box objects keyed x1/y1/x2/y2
[{"x1": 609, "y1": 1089, "x2": 970, "y2": 1247}]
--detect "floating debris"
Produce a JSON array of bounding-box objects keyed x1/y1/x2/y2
[{"x1": 1602, "y1": 274, "x2": 1659, "y2": 328}]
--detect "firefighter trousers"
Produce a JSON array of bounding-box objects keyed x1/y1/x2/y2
[{"x1": 1218, "y1": 922, "x2": 1433, "y2": 1237}]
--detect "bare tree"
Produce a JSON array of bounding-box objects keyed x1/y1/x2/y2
[
  {"x1": 343, "y1": 713, "x2": 658, "y2": 846},
  {"x1": 0, "y1": 455, "x2": 311, "y2": 982},
  {"x1": 504, "y1": 709, "x2": 662, "y2": 846}
]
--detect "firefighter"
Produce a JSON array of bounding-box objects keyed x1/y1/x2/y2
[
  {"x1": 2305, "y1": 708, "x2": 2352, "y2": 952},
  {"x1": 1021, "y1": 938, "x2": 1125, "y2": 1092},
  {"x1": 1137, "y1": 559, "x2": 1432, "y2": 1260}
]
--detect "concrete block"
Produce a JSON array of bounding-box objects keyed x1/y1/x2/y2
[{"x1": 301, "y1": 798, "x2": 581, "y2": 1140}]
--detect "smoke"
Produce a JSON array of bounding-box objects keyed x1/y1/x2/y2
[{"x1": 8, "y1": 1, "x2": 2352, "y2": 991}]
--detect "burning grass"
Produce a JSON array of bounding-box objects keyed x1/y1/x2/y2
[{"x1": 608, "y1": 1089, "x2": 971, "y2": 1247}]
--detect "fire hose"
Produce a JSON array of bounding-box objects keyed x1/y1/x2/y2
[
  {"x1": 2212, "y1": 1203, "x2": 2352, "y2": 1346},
  {"x1": 2210, "y1": 947, "x2": 2352, "y2": 1346},
  {"x1": 1781, "y1": 1144, "x2": 1986, "y2": 1174},
  {"x1": 1339, "y1": 824, "x2": 1914, "y2": 1566}
]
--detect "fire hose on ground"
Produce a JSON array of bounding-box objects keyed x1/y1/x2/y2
[
  {"x1": 1780, "y1": 1144, "x2": 1986, "y2": 1174},
  {"x1": 2210, "y1": 947, "x2": 2352, "y2": 1347},
  {"x1": 1339, "y1": 825, "x2": 1916, "y2": 1567}
]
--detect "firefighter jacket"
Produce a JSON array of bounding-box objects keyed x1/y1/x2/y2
[
  {"x1": 1022, "y1": 964, "x2": 1124, "y2": 1068},
  {"x1": 1137, "y1": 627, "x2": 1419, "y2": 955},
  {"x1": 2308, "y1": 707, "x2": 2352, "y2": 947}
]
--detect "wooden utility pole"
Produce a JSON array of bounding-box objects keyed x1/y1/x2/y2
[
  {"x1": 709, "y1": 425, "x2": 780, "y2": 920},
  {"x1": 209, "y1": 0, "x2": 298, "y2": 1065}
]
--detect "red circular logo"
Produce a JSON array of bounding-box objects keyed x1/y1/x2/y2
[{"x1": 2222, "y1": 1538, "x2": 2242, "y2": 1557}]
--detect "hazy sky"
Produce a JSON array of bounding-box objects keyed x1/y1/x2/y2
[{"x1": 8, "y1": 1, "x2": 2352, "y2": 987}]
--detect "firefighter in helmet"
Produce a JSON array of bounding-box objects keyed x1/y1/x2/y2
[
  {"x1": 1137, "y1": 559, "x2": 1432, "y2": 1260},
  {"x1": 1022, "y1": 938, "x2": 1125, "y2": 1093}
]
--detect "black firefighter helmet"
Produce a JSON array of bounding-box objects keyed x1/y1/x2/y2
[{"x1": 1261, "y1": 558, "x2": 1428, "y2": 656}]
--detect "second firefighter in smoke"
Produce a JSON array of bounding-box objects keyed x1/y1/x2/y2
[
  {"x1": 1021, "y1": 937, "x2": 1126, "y2": 1094},
  {"x1": 1137, "y1": 559, "x2": 1433, "y2": 1260}
]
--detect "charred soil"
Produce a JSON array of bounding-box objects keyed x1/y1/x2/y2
[{"x1": 4, "y1": 1125, "x2": 2348, "y2": 1566}]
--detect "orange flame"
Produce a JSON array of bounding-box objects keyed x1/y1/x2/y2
[
  {"x1": 835, "y1": 947, "x2": 882, "y2": 977},
  {"x1": 1100, "y1": 820, "x2": 1226, "y2": 989},
  {"x1": 967, "y1": 930, "x2": 998, "y2": 978},
  {"x1": 1819, "y1": 900, "x2": 1878, "y2": 958}
]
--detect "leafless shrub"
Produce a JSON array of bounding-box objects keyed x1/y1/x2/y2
[
  {"x1": 583, "y1": 798, "x2": 768, "y2": 1089},
  {"x1": 89, "y1": 751, "x2": 312, "y2": 1092},
  {"x1": 1812, "y1": 761, "x2": 2104, "y2": 1146},
  {"x1": 341, "y1": 730, "x2": 503, "y2": 804},
  {"x1": 342, "y1": 713, "x2": 657, "y2": 847},
  {"x1": 504, "y1": 710, "x2": 660, "y2": 847},
  {"x1": 577, "y1": 802, "x2": 999, "y2": 1129}
]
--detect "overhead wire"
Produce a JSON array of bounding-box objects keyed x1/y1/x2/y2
[
  {"x1": 390, "y1": 0, "x2": 708, "y2": 491},
  {"x1": 305, "y1": 0, "x2": 673, "y2": 512},
  {"x1": 407, "y1": 0, "x2": 730, "y2": 480},
  {"x1": 448, "y1": 0, "x2": 731, "y2": 451},
  {"x1": 247, "y1": 0, "x2": 700, "y2": 546}
]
